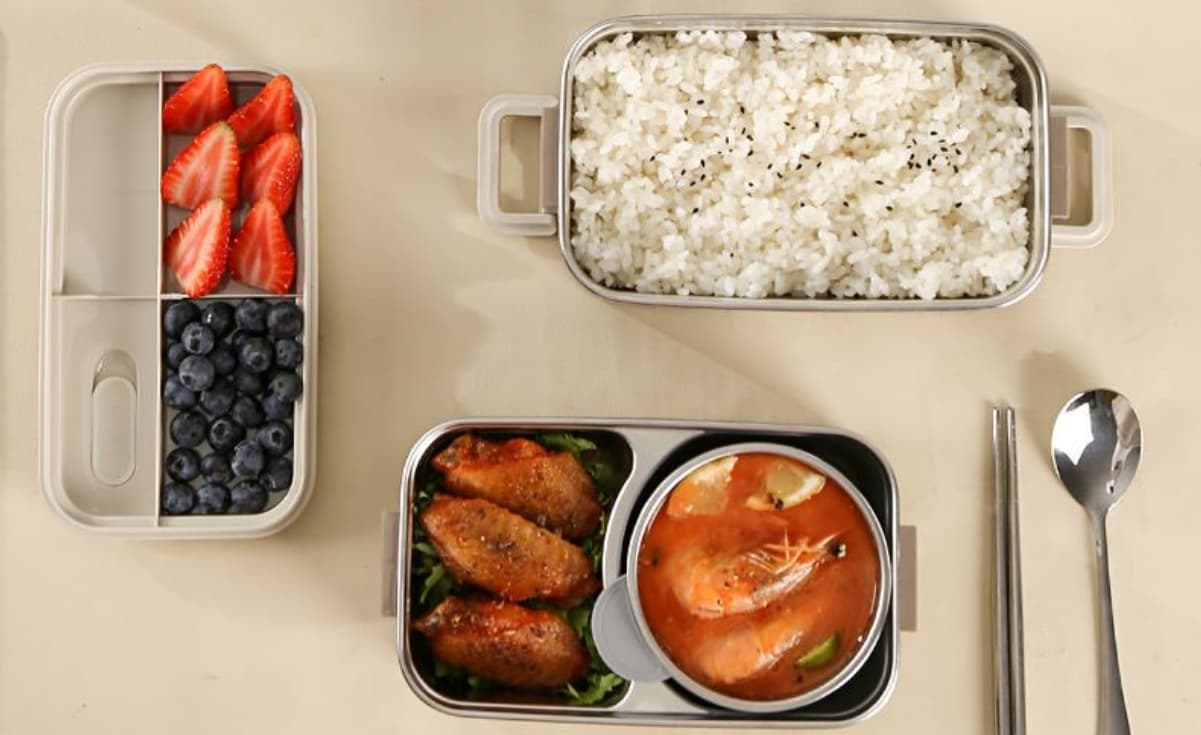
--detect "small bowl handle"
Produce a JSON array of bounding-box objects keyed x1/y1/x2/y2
[
  {"x1": 591, "y1": 578, "x2": 670, "y2": 682},
  {"x1": 1050, "y1": 105, "x2": 1113, "y2": 249},
  {"x1": 476, "y1": 94, "x2": 559, "y2": 237}
]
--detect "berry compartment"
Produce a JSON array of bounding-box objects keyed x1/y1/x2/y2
[{"x1": 41, "y1": 63, "x2": 318, "y2": 537}]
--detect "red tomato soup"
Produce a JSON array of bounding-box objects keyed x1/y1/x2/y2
[{"x1": 636, "y1": 452, "x2": 881, "y2": 701}]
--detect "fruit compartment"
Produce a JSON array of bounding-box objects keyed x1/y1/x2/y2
[
  {"x1": 160, "y1": 70, "x2": 308, "y2": 298},
  {"x1": 41, "y1": 63, "x2": 319, "y2": 537},
  {"x1": 158, "y1": 297, "x2": 308, "y2": 522}
]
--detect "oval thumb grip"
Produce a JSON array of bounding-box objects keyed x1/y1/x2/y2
[
  {"x1": 477, "y1": 94, "x2": 559, "y2": 237},
  {"x1": 591, "y1": 579, "x2": 670, "y2": 682}
]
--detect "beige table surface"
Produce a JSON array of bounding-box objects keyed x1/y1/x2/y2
[{"x1": 2, "y1": 0, "x2": 1199, "y2": 732}]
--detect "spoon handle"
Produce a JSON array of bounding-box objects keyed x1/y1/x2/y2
[{"x1": 1092, "y1": 512, "x2": 1132, "y2": 735}]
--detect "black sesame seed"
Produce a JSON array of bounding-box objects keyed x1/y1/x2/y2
[
  {"x1": 725, "y1": 136, "x2": 730, "y2": 144},
  {"x1": 741, "y1": 127, "x2": 747, "y2": 135},
  {"x1": 784, "y1": 120, "x2": 792, "y2": 127},
  {"x1": 700, "y1": 174, "x2": 706, "y2": 181},
  {"x1": 916, "y1": 163, "x2": 922, "y2": 169},
  {"x1": 940, "y1": 146, "x2": 948, "y2": 153},
  {"x1": 930, "y1": 130, "x2": 937, "y2": 136},
  {"x1": 692, "y1": 207, "x2": 699, "y2": 214},
  {"x1": 650, "y1": 155, "x2": 656, "y2": 162},
  {"x1": 696, "y1": 99, "x2": 705, "y2": 105},
  {"x1": 953, "y1": 165, "x2": 960, "y2": 174},
  {"x1": 748, "y1": 182, "x2": 755, "y2": 187},
  {"x1": 747, "y1": 135, "x2": 754, "y2": 142},
  {"x1": 801, "y1": 154, "x2": 811, "y2": 160},
  {"x1": 776, "y1": 172, "x2": 783, "y2": 179},
  {"x1": 681, "y1": 169, "x2": 686, "y2": 176},
  {"x1": 739, "y1": 105, "x2": 745, "y2": 114},
  {"x1": 885, "y1": 205, "x2": 893, "y2": 211},
  {"x1": 954, "y1": 202, "x2": 962, "y2": 208},
  {"x1": 747, "y1": 148, "x2": 754, "y2": 157},
  {"x1": 767, "y1": 163, "x2": 773, "y2": 170},
  {"x1": 852, "y1": 229, "x2": 858, "y2": 236},
  {"x1": 799, "y1": 202, "x2": 806, "y2": 207},
  {"x1": 795, "y1": 162, "x2": 802, "y2": 170},
  {"x1": 816, "y1": 161, "x2": 822, "y2": 168},
  {"x1": 700, "y1": 160, "x2": 706, "y2": 168},
  {"x1": 843, "y1": 200, "x2": 849, "y2": 207},
  {"x1": 875, "y1": 180, "x2": 884, "y2": 185}
]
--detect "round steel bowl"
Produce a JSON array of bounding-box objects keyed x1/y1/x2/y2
[{"x1": 624, "y1": 442, "x2": 892, "y2": 714}]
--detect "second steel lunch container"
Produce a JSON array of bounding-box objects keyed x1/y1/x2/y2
[
  {"x1": 477, "y1": 15, "x2": 1113, "y2": 311},
  {"x1": 396, "y1": 418, "x2": 903, "y2": 728}
]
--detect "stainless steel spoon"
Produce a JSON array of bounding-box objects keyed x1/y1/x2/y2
[{"x1": 1051, "y1": 389, "x2": 1140, "y2": 735}]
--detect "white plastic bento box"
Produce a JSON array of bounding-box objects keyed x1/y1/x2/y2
[{"x1": 38, "y1": 63, "x2": 318, "y2": 538}]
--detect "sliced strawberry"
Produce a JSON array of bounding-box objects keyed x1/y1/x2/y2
[
  {"x1": 161, "y1": 121, "x2": 240, "y2": 210},
  {"x1": 241, "y1": 132, "x2": 301, "y2": 214},
  {"x1": 163, "y1": 199, "x2": 231, "y2": 297},
  {"x1": 230, "y1": 200, "x2": 295, "y2": 294},
  {"x1": 227, "y1": 75, "x2": 296, "y2": 150},
  {"x1": 162, "y1": 64, "x2": 233, "y2": 134}
]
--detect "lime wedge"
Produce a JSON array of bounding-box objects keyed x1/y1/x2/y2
[{"x1": 795, "y1": 633, "x2": 840, "y2": 670}]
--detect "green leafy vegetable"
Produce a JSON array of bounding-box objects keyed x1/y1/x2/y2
[
  {"x1": 564, "y1": 672, "x2": 625, "y2": 705},
  {"x1": 538, "y1": 432, "x2": 597, "y2": 458}
]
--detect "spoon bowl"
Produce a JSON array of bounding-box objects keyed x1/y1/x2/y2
[{"x1": 1051, "y1": 389, "x2": 1142, "y2": 515}]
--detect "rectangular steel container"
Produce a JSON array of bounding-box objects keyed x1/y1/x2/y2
[
  {"x1": 477, "y1": 15, "x2": 1113, "y2": 311},
  {"x1": 396, "y1": 418, "x2": 900, "y2": 728}
]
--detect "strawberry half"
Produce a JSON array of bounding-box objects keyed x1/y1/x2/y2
[
  {"x1": 230, "y1": 199, "x2": 295, "y2": 294},
  {"x1": 163, "y1": 199, "x2": 231, "y2": 297},
  {"x1": 227, "y1": 74, "x2": 296, "y2": 150},
  {"x1": 241, "y1": 132, "x2": 301, "y2": 214},
  {"x1": 161, "y1": 121, "x2": 240, "y2": 210},
  {"x1": 162, "y1": 64, "x2": 233, "y2": 134}
]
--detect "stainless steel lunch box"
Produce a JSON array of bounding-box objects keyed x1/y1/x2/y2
[
  {"x1": 395, "y1": 418, "x2": 901, "y2": 728},
  {"x1": 590, "y1": 442, "x2": 892, "y2": 714},
  {"x1": 477, "y1": 15, "x2": 1113, "y2": 311}
]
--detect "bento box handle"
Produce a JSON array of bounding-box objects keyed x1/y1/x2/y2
[
  {"x1": 477, "y1": 94, "x2": 559, "y2": 237},
  {"x1": 1050, "y1": 105, "x2": 1113, "y2": 249}
]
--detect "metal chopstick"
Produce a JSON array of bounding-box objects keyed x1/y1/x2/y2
[
  {"x1": 992, "y1": 407, "x2": 1013, "y2": 735},
  {"x1": 1004, "y1": 408, "x2": 1026, "y2": 735}
]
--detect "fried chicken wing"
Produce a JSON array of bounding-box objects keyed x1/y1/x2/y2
[
  {"x1": 432, "y1": 434, "x2": 601, "y2": 539},
  {"x1": 413, "y1": 596, "x2": 589, "y2": 690},
  {"x1": 421, "y1": 495, "x2": 600, "y2": 604}
]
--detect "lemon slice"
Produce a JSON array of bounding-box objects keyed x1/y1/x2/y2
[
  {"x1": 746, "y1": 460, "x2": 826, "y2": 511},
  {"x1": 795, "y1": 633, "x2": 840, "y2": 670},
  {"x1": 667, "y1": 456, "x2": 736, "y2": 517}
]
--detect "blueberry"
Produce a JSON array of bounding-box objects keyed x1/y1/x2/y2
[
  {"x1": 194, "y1": 483, "x2": 231, "y2": 514},
  {"x1": 231, "y1": 331, "x2": 252, "y2": 352},
  {"x1": 210, "y1": 343, "x2": 237, "y2": 376},
  {"x1": 163, "y1": 301, "x2": 199, "y2": 338},
  {"x1": 163, "y1": 375, "x2": 198, "y2": 410},
  {"x1": 260, "y1": 456, "x2": 293, "y2": 492},
  {"x1": 261, "y1": 393, "x2": 293, "y2": 421},
  {"x1": 166, "y1": 447, "x2": 201, "y2": 482},
  {"x1": 199, "y1": 380, "x2": 237, "y2": 416},
  {"x1": 181, "y1": 322, "x2": 215, "y2": 355},
  {"x1": 200, "y1": 453, "x2": 233, "y2": 484},
  {"x1": 274, "y1": 339, "x2": 304, "y2": 369},
  {"x1": 166, "y1": 341, "x2": 188, "y2": 370},
  {"x1": 269, "y1": 372, "x2": 303, "y2": 403},
  {"x1": 235, "y1": 300, "x2": 269, "y2": 334},
  {"x1": 230, "y1": 395, "x2": 265, "y2": 428},
  {"x1": 170, "y1": 411, "x2": 207, "y2": 448},
  {"x1": 161, "y1": 483, "x2": 196, "y2": 515},
  {"x1": 178, "y1": 355, "x2": 216, "y2": 392},
  {"x1": 229, "y1": 480, "x2": 268, "y2": 514},
  {"x1": 201, "y1": 302, "x2": 236, "y2": 338},
  {"x1": 239, "y1": 337, "x2": 274, "y2": 374},
  {"x1": 231, "y1": 440, "x2": 265, "y2": 478},
  {"x1": 207, "y1": 415, "x2": 245, "y2": 453},
  {"x1": 257, "y1": 420, "x2": 293, "y2": 456},
  {"x1": 267, "y1": 302, "x2": 303, "y2": 339},
  {"x1": 233, "y1": 369, "x2": 266, "y2": 396}
]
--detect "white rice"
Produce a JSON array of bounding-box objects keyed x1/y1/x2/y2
[{"x1": 568, "y1": 31, "x2": 1033, "y2": 300}]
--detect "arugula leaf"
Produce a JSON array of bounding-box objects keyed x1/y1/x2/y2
[
  {"x1": 564, "y1": 672, "x2": 625, "y2": 705},
  {"x1": 419, "y1": 563, "x2": 451, "y2": 605},
  {"x1": 538, "y1": 432, "x2": 597, "y2": 458}
]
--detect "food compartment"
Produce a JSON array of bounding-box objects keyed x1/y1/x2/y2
[
  {"x1": 157, "y1": 297, "x2": 307, "y2": 520},
  {"x1": 612, "y1": 430, "x2": 897, "y2": 724},
  {"x1": 42, "y1": 300, "x2": 161, "y2": 525},
  {"x1": 402, "y1": 429, "x2": 634, "y2": 709},
  {"x1": 48, "y1": 72, "x2": 162, "y2": 297},
  {"x1": 160, "y1": 70, "x2": 308, "y2": 298}
]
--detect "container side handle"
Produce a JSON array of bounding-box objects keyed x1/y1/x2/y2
[
  {"x1": 477, "y1": 94, "x2": 558, "y2": 237},
  {"x1": 1050, "y1": 105, "x2": 1113, "y2": 249}
]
